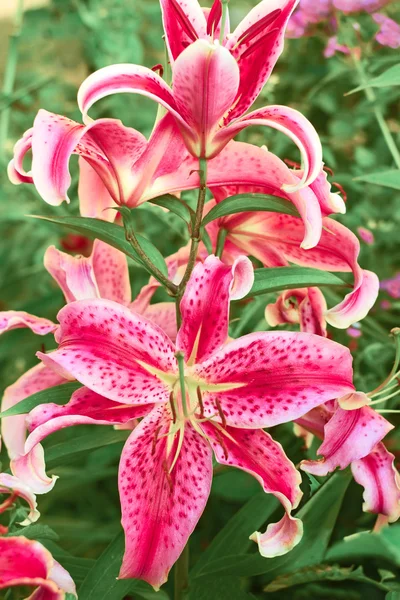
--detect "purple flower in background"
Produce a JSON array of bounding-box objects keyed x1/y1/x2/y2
[
  {"x1": 333, "y1": 0, "x2": 392, "y2": 12},
  {"x1": 357, "y1": 227, "x2": 375, "y2": 245},
  {"x1": 372, "y1": 13, "x2": 400, "y2": 48},
  {"x1": 381, "y1": 273, "x2": 400, "y2": 298},
  {"x1": 324, "y1": 35, "x2": 351, "y2": 57}
]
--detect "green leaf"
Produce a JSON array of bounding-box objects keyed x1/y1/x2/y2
[
  {"x1": 45, "y1": 428, "x2": 128, "y2": 469},
  {"x1": 201, "y1": 194, "x2": 299, "y2": 226},
  {"x1": 354, "y1": 170, "x2": 400, "y2": 191},
  {"x1": 326, "y1": 524, "x2": 400, "y2": 567},
  {"x1": 264, "y1": 564, "x2": 390, "y2": 593},
  {"x1": 191, "y1": 492, "x2": 279, "y2": 577},
  {"x1": 347, "y1": 64, "x2": 400, "y2": 94},
  {"x1": 78, "y1": 532, "x2": 169, "y2": 600},
  {"x1": 192, "y1": 470, "x2": 351, "y2": 580},
  {"x1": 188, "y1": 576, "x2": 257, "y2": 600},
  {"x1": 9, "y1": 523, "x2": 59, "y2": 542},
  {"x1": 0, "y1": 382, "x2": 81, "y2": 419},
  {"x1": 245, "y1": 267, "x2": 346, "y2": 298},
  {"x1": 33, "y1": 215, "x2": 168, "y2": 280},
  {"x1": 149, "y1": 194, "x2": 194, "y2": 225}
]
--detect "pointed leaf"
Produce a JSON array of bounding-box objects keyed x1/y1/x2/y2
[
  {"x1": 347, "y1": 64, "x2": 400, "y2": 94},
  {"x1": 245, "y1": 267, "x2": 345, "y2": 298},
  {"x1": 202, "y1": 194, "x2": 299, "y2": 227},
  {"x1": 354, "y1": 170, "x2": 400, "y2": 191},
  {"x1": 149, "y1": 194, "x2": 194, "y2": 225},
  {"x1": 0, "y1": 382, "x2": 82, "y2": 419}
]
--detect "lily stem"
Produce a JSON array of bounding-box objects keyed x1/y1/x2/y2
[
  {"x1": 0, "y1": 0, "x2": 24, "y2": 163},
  {"x1": 174, "y1": 543, "x2": 189, "y2": 600},
  {"x1": 352, "y1": 52, "x2": 400, "y2": 169},
  {"x1": 125, "y1": 228, "x2": 178, "y2": 295},
  {"x1": 175, "y1": 158, "x2": 208, "y2": 327}
]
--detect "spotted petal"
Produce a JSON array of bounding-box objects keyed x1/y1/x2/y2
[
  {"x1": 159, "y1": 0, "x2": 207, "y2": 62},
  {"x1": 119, "y1": 406, "x2": 212, "y2": 589},
  {"x1": 196, "y1": 331, "x2": 354, "y2": 428},
  {"x1": 0, "y1": 311, "x2": 56, "y2": 337}
]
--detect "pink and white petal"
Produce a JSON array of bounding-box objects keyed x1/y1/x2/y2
[
  {"x1": 293, "y1": 166, "x2": 346, "y2": 216},
  {"x1": 0, "y1": 311, "x2": 57, "y2": 336},
  {"x1": 196, "y1": 331, "x2": 354, "y2": 428},
  {"x1": 226, "y1": 0, "x2": 298, "y2": 120},
  {"x1": 140, "y1": 302, "x2": 177, "y2": 343},
  {"x1": 44, "y1": 246, "x2": 99, "y2": 304},
  {"x1": 25, "y1": 386, "x2": 152, "y2": 453},
  {"x1": 299, "y1": 288, "x2": 327, "y2": 336},
  {"x1": 215, "y1": 105, "x2": 323, "y2": 191},
  {"x1": 325, "y1": 269, "x2": 379, "y2": 329},
  {"x1": 1, "y1": 363, "x2": 67, "y2": 459},
  {"x1": 91, "y1": 240, "x2": 131, "y2": 305},
  {"x1": 338, "y1": 391, "x2": 370, "y2": 410},
  {"x1": 37, "y1": 299, "x2": 176, "y2": 404},
  {"x1": 172, "y1": 40, "x2": 240, "y2": 157},
  {"x1": 159, "y1": 0, "x2": 207, "y2": 62},
  {"x1": 250, "y1": 512, "x2": 303, "y2": 558},
  {"x1": 176, "y1": 255, "x2": 253, "y2": 363},
  {"x1": 119, "y1": 407, "x2": 212, "y2": 589},
  {"x1": 77, "y1": 64, "x2": 187, "y2": 129},
  {"x1": 78, "y1": 158, "x2": 117, "y2": 220},
  {"x1": 301, "y1": 406, "x2": 393, "y2": 476},
  {"x1": 7, "y1": 128, "x2": 33, "y2": 184},
  {"x1": 294, "y1": 404, "x2": 333, "y2": 439},
  {"x1": 0, "y1": 473, "x2": 39, "y2": 525},
  {"x1": 201, "y1": 422, "x2": 303, "y2": 557},
  {"x1": 352, "y1": 442, "x2": 400, "y2": 523},
  {"x1": 11, "y1": 445, "x2": 57, "y2": 495}
]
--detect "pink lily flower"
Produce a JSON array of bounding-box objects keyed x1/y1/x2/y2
[
  {"x1": 18, "y1": 255, "x2": 354, "y2": 588},
  {"x1": 76, "y1": 0, "x2": 323, "y2": 190},
  {"x1": 0, "y1": 536, "x2": 76, "y2": 599},
  {"x1": 201, "y1": 195, "x2": 379, "y2": 328},
  {"x1": 372, "y1": 13, "x2": 400, "y2": 49},
  {"x1": 381, "y1": 273, "x2": 400, "y2": 299},
  {"x1": 295, "y1": 402, "x2": 400, "y2": 525},
  {"x1": 265, "y1": 287, "x2": 327, "y2": 337}
]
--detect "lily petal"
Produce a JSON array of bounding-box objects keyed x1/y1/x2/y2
[
  {"x1": 226, "y1": 0, "x2": 298, "y2": 120},
  {"x1": 352, "y1": 442, "x2": 400, "y2": 522},
  {"x1": 7, "y1": 127, "x2": 33, "y2": 184},
  {"x1": 0, "y1": 311, "x2": 56, "y2": 337},
  {"x1": 37, "y1": 299, "x2": 177, "y2": 404},
  {"x1": 1, "y1": 363, "x2": 66, "y2": 459},
  {"x1": 11, "y1": 445, "x2": 57, "y2": 495},
  {"x1": 91, "y1": 240, "x2": 131, "y2": 305},
  {"x1": 172, "y1": 39, "x2": 240, "y2": 157},
  {"x1": 78, "y1": 158, "x2": 117, "y2": 220},
  {"x1": 215, "y1": 105, "x2": 323, "y2": 190},
  {"x1": 159, "y1": 0, "x2": 206, "y2": 62},
  {"x1": 301, "y1": 406, "x2": 393, "y2": 476},
  {"x1": 44, "y1": 246, "x2": 99, "y2": 304},
  {"x1": 0, "y1": 473, "x2": 39, "y2": 525},
  {"x1": 196, "y1": 331, "x2": 354, "y2": 428},
  {"x1": 201, "y1": 421, "x2": 303, "y2": 556},
  {"x1": 265, "y1": 288, "x2": 327, "y2": 336},
  {"x1": 139, "y1": 302, "x2": 177, "y2": 343},
  {"x1": 119, "y1": 406, "x2": 212, "y2": 589},
  {"x1": 24, "y1": 386, "x2": 151, "y2": 454},
  {"x1": 176, "y1": 255, "x2": 254, "y2": 363}
]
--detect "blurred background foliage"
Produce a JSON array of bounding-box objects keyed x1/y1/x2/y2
[{"x1": 0, "y1": 1, "x2": 400, "y2": 598}]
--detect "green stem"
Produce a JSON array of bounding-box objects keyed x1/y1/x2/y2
[
  {"x1": 215, "y1": 227, "x2": 227, "y2": 259},
  {"x1": 352, "y1": 53, "x2": 400, "y2": 169},
  {"x1": 176, "y1": 351, "x2": 188, "y2": 418},
  {"x1": 175, "y1": 158, "x2": 208, "y2": 327},
  {"x1": 125, "y1": 228, "x2": 178, "y2": 295},
  {"x1": 0, "y1": 0, "x2": 24, "y2": 163},
  {"x1": 219, "y1": 0, "x2": 229, "y2": 44},
  {"x1": 174, "y1": 543, "x2": 189, "y2": 600}
]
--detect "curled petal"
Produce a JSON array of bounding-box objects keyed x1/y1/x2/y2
[
  {"x1": 172, "y1": 40, "x2": 240, "y2": 157},
  {"x1": 78, "y1": 158, "x2": 117, "y2": 220},
  {"x1": 250, "y1": 513, "x2": 303, "y2": 558},
  {"x1": 11, "y1": 445, "x2": 57, "y2": 495},
  {"x1": 38, "y1": 299, "x2": 177, "y2": 404},
  {"x1": 301, "y1": 406, "x2": 393, "y2": 476},
  {"x1": 215, "y1": 105, "x2": 323, "y2": 191},
  {"x1": 338, "y1": 391, "x2": 370, "y2": 410},
  {"x1": 352, "y1": 442, "x2": 400, "y2": 522},
  {"x1": 0, "y1": 473, "x2": 39, "y2": 525},
  {"x1": 325, "y1": 269, "x2": 379, "y2": 329},
  {"x1": 119, "y1": 407, "x2": 212, "y2": 589},
  {"x1": 44, "y1": 246, "x2": 99, "y2": 303},
  {"x1": 7, "y1": 128, "x2": 33, "y2": 184},
  {"x1": 91, "y1": 240, "x2": 131, "y2": 305},
  {"x1": 1, "y1": 363, "x2": 66, "y2": 459},
  {"x1": 159, "y1": 0, "x2": 206, "y2": 62},
  {"x1": 291, "y1": 166, "x2": 346, "y2": 216},
  {"x1": 226, "y1": 0, "x2": 297, "y2": 120},
  {"x1": 196, "y1": 331, "x2": 354, "y2": 428},
  {"x1": 176, "y1": 255, "x2": 253, "y2": 363},
  {"x1": 265, "y1": 288, "x2": 327, "y2": 336},
  {"x1": 25, "y1": 387, "x2": 151, "y2": 454},
  {"x1": 0, "y1": 311, "x2": 56, "y2": 336}
]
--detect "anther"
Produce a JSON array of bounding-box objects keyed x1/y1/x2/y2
[
  {"x1": 151, "y1": 64, "x2": 164, "y2": 77},
  {"x1": 284, "y1": 158, "x2": 301, "y2": 170},
  {"x1": 332, "y1": 182, "x2": 347, "y2": 203},
  {"x1": 151, "y1": 426, "x2": 162, "y2": 455},
  {"x1": 196, "y1": 386, "x2": 205, "y2": 419},
  {"x1": 214, "y1": 397, "x2": 227, "y2": 428}
]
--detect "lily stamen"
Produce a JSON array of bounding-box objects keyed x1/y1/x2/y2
[{"x1": 214, "y1": 397, "x2": 227, "y2": 428}]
